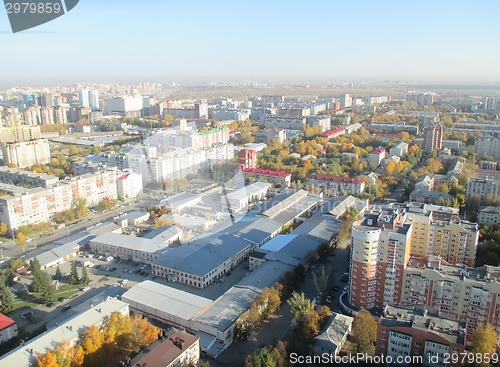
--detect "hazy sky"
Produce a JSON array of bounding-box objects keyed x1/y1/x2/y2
[{"x1": 1, "y1": 0, "x2": 500, "y2": 85}]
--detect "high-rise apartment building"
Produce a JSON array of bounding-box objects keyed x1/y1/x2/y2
[
  {"x1": 340, "y1": 94, "x2": 352, "y2": 108},
  {"x1": 0, "y1": 168, "x2": 117, "y2": 234},
  {"x1": 89, "y1": 89, "x2": 99, "y2": 110},
  {"x1": 1, "y1": 139, "x2": 51, "y2": 168},
  {"x1": 422, "y1": 124, "x2": 443, "y2": 152},
  {"x1": 404, "y1": 203, "x2": 479, "y2": 267},
  {"x1": 349, "y1": 208, "x2": 413, "y2": 309},
  {"x1": 349, "y1": 203, "x2": 480, "y2": 310},
  {"x1": 402, "y1": 257, "x2": 500, "y2": 338},
  {"x1": 79, "y1": 88, "x2": 90, "y2": 108},
  {"x1": 0, "y1": 125, "x2": 42, "y2": 142}
]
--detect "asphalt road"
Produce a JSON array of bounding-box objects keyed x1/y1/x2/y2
[{"x1": 0, "y1": 200, "x2": 144, "y2": 261}]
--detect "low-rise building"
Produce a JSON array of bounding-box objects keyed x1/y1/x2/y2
[
  {"x1": 314, "y1": 313, "x2": 353, "y2": 357},
  {"x1": 164, "y1": 192, "x2": 202, "y2": 213},
  {"x1": 89, "y1": 232, "x2": 168, "y2": 263},
  {"x1": 223, "y1": 182, "x2": 271, "y2": 213},
  {"x1": 415, "y1": 175, "x2": 434, "y2": 191},
  {"x1": 242, "y1": 167, "x2": 292, "y2": 187},
  {"x1": 369, "y1": 147, "x2": 386, "y2": 166},
  {"x1": 142, "y1": 226, "x2": 182, "y2": 245},
  {"x1": 376, "y1": 305, "x2": 467, "y2": 366},
  {"x1": 389, "y1": 142, "x2": 409, "y2": 157},
  {"x1": 321, "y1": 127, "x2": 345, "y2": 139},
  {"x1": 409, "y1": 189, "x2": 453, "y2": 205},
  {"x1": 152, "y1": 234, "x2": 252, "y2": 288},
  {"x1": 478, "y1": 206, "x2": 500, "y2": 226},
  {"x1": 0, "y1": 313, "x2": 17, "y2": 345},
  {"x1": 308, "y1": 174, "x2": 365, "y2": 195},
  {"x1": 131, "y1": 329, "x2": 200, "y2": 367},
  {"x1": 0, "y1": 298, "x2": 128, "y2": 367},
  {"x1": 116, "y1": 211, "x2": 150, "y2": 226}
]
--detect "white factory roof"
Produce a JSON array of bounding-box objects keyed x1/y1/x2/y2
[
  {"x1": 226, "y1": 182, "x2": 271, "y2": 201},
  {"x1": 122, "y1": 280, "x2": 212, "y2": 320},
  {"x1": 90, "y1": 233, "x2": 168, "y2": 254}
]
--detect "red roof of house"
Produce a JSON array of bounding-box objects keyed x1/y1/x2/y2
[
  {"x1": 321, "y1": 127, "x2": 345, "y2": 138},
  {"x1": 0, "y1": 313, "x2": 15, "y2": 330},
  {"x1": 311, "y1": 174, "x2": 363, "y2": 184},
  {"x1": 243, "y1": 168, "x2": 291, "y2": 178},
  {"x1": 371, "y1": 147, "x2": 386, "y2": 155}
]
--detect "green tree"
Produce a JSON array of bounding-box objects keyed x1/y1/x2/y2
[
  {"x1": 54, "y1": 266, "x2": 63, "y2": 281},
  {"x1": 468, "y1": 324, "x2": 498, "y2": 367},
  {"x1": 41, "y1": 275, "x2": 57, "y2": 305},
  {"x1": 351, "y1": 309, "x2": 377, "y2": 353},
  {"x1": 287, "y1": 291, "x2": 314, "y2": 321},
  {"x1": 75, "y1": 198, "x2": 88, "y2": 219},
  {"x1": 0, "y1": 283, "x2": 14, "y2": 313},
  {"x1": 69, "y1": 262, "x2": 79, "y2": 285},
  {"x1": 81, "y1": 266, "x2": 90, "y2": 285}
]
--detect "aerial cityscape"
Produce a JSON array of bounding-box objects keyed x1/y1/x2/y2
[{"x1": 1, "y1": 1, "x2": 500, "y2": 367}]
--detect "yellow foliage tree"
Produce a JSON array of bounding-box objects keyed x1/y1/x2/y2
[{"x1": 37, "y1": 351, "x2": 59, "y2": 367}]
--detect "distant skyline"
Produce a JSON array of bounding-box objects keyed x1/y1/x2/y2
[{"x1": 1, "y1": 0, "x2": 500, "y2": 85}]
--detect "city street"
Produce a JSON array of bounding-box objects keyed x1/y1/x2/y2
[{"x1": 0, "y1": 200, "x2": 144, "y2": 261}]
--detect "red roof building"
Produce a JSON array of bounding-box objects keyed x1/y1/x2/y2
[
  {"x1": 242, "y1": 168, "x2": 292, "y2": 187},
  {"x1": 0, "y1": 313, "x2": 17, "y2": 344},
  {"x1": 321, "y1": 127, "x2": 345, "y2": 139}
]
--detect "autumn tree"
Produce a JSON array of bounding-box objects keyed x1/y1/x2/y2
[
  {"x1": 129, "y1": 315, "x2": 159, "y2": 352},
  {"x1": 15, "y1": 232, "x2": 27, "y2": 252},
  {"x1": 82, "y1": 325, "x2": 103, "y2": 365},
  {"x1": 351, "y1": 309, "x2": 377, "y2": 353},
  {"x1": 53, "y1": 341, "x2": 72, "y2": 367},
  {"x1": 300, "y1": 309, "x2": 321, "y2": 342},
  {"x1": 71, "y1": 345, "x2": 85, "y2": 367},
  {"x1": 0, "y1": 223, "x2": 7, "y2": 236},
  {"x1": 287, "y1": 292, "x2": 314, "y2": 321},
  {"x1": 37, "y1": 351, "x2": 59, "y2": 367},
  {"x1": 468, "y1": 324, "x2": 498, "y2": 367}
]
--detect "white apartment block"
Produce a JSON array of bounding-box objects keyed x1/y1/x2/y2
[
  {"x1": 0, "y1": 169, "x2": 117, "y2": 234},
  {"x1": 1, "y1": 139, "x2": 50, "y2": 168},
  {"x1": 389, "y1": 142, "x2": 409, "y2": 157},
  {"x1": 466, "y1": 178, "x2": 500, "y2": 200},
  {"x1": 152, "y1": 127, "x2": 229, "y2": 150},
  {"x1": 478, "y1": 206, "x2": 500, "y2": 226},
  {"x1": 117, "y1": 171, "x2": 143, "y2": 200},
  {"x1": 475, "y1": 137, "x2": 500, "y2": 160},
  {"x1": 101, "y1": 143, "x2": 234, "y2": 185}
]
